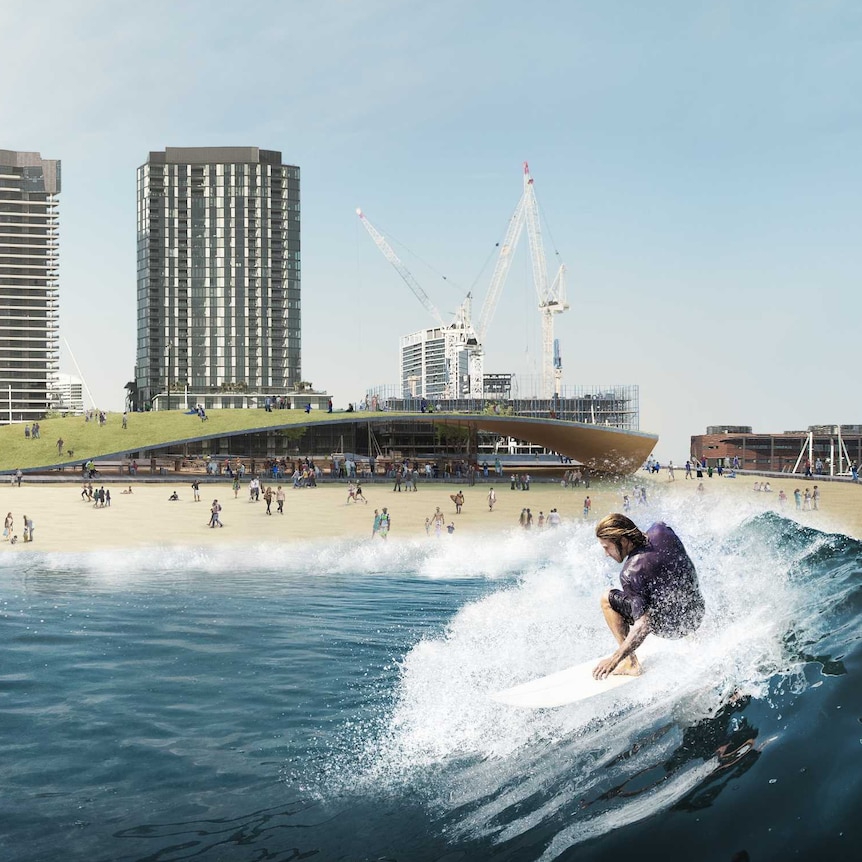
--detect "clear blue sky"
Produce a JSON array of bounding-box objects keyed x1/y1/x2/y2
[{"x1": 3, "y1": 0, "x2": 860, "y2": 461}]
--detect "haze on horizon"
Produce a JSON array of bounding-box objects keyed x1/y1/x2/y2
[{"x1": 2, "y1": 0, "x2": 860, "y2": 461}]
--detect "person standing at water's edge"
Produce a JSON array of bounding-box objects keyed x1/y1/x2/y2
[
  {"x1": 592, "y1": 514, "x2": 704, "y2": 680},
  {"x1": 378, "y1": 507, "x2": 391, "y2": 540}
]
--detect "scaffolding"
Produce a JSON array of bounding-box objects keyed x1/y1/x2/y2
[{"x1": 363, "y1": 384, "x2": 640, "y2": 431}]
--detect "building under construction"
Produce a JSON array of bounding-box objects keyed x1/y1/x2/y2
[
  {"x1": 691, "y1": 425, "x2": 862, "y2": 475},
  {"x1": 359, "y1": 383, "x2": 640, "y2": 459}
]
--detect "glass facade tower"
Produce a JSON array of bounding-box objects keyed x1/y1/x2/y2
[
  {"x1": 135, "y1": 147, "x2": 300, "y2": 410},
  {"x1": 0, "y1": 149, "x2": 61, "y2": 423}
]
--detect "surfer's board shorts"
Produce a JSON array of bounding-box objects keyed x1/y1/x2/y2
[{"x1": 608, "y1": 588, "x2": 703, "y2": 639}]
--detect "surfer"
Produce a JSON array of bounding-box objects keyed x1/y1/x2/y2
[{"x1": 592, "y1": 514, "x2": 704, "y2": 680}]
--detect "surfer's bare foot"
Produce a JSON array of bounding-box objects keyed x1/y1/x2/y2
[{"x1": 611, "y1": 656, "x2": 642, "y2": 677}]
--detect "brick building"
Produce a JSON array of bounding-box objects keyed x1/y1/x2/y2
[{"x1": 690, "y1": 425, "x2": 862, "y2": 475}]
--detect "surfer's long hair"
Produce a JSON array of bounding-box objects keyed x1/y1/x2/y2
[{"x1": 595, "y1": 514, "x2": 647, "y2": 556}]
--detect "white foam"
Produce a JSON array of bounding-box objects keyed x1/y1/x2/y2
[{"x1": 357, "y1": 493, "x2": 833, "y2": 853}]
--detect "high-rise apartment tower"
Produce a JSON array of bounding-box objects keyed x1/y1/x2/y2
[
  {"x1": 135, "y1": 147, "x2": 300, "y2": 410},
  {"x1": 0, "y1": 149, "x2": 61, "y2": 423}
]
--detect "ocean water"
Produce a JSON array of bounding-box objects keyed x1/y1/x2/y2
[{"x1": 2, "y1": 492, "x2": 861, "y2": 862}]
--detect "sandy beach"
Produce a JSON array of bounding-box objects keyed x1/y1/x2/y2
[{"x1": 1, "y1": 471, "x2": 860, "y2": 554}]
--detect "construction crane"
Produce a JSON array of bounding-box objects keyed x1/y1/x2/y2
[
  {"x1": 474, "y1": 194, "x2": 527, "y2": 344},
  {"x1": 358, "y1": 162, "x2": 568, "y2": 401},
  {"x1": 474, "y1": 162, "x2": 569, "y2": 399},
  {"x1": 356, "y1": 208, "x2": 480, "y2": 398},
  {"x1": 356, "y1": 209, "x2": 447, "y2": 328},
  {"x1": 465, "y1": 192, "x2": 527, "y2": 396}
]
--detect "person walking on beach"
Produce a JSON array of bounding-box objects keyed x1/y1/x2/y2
[
  {"x1": 191, "y1": 480, "x2": 201, "y2": 502},
  {"x1": 583, "y1": 496, "x2": 592, "y2": 519},
  {"x1": 264, "y1": 485, "x2": 273, "y2": 515},
  {"x1": 276, "y1": 485, "x2": 285, "y2": 514},
  {"x1": 23, "y1": 515, "x2": 33, "y2": 543},
  {"x1": 354, "y1": 482, "x2": 368, "y2": 504},
  {"x1": 794, "y1": 488, "x2": 802, "y2": 510},
  {"x1": 450, "y1": 490, "x2": 464, "y2": 514},
  {"x1": 812, "y1": 486, "x2": 820, "y2": 510},
  {"x1": 208, "y1": 500, "x2": 223, "y2": 527},
  {"x1": 488, "y1": 487, "x2": 496, "y2": 511},
  {"x1": 3, "y1": 512, "x2": 12, "y2": 541},
  {"x1": 233, "y1": 475, "x2": 241, "y2": 499}
]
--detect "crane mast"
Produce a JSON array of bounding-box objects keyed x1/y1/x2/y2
[{"x1": 522, "y1": 162, "x2": 569, "y2": 398}]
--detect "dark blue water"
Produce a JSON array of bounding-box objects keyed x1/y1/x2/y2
[{"x1": 2, "y1": 494, "x2": 861, "y2": 861}]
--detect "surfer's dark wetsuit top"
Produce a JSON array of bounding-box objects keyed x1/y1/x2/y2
[{"x1": 608, "y1": 522, "x2": 705, "y2": 638}]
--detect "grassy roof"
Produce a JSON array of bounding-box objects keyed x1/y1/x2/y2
[{"x1": 0, "y1": 409, "x2": 395, "y2": 472}]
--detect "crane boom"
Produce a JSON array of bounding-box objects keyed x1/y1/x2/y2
[
  {"x1": 356, "y1": 209, "x2": 446, "y2": 328},
  {"x1": 475, "y1": 194, "x2": 526, "y2": 341}
]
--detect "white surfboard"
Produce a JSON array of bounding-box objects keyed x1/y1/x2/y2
[{"x1": 490, "y1": 641, "x2": 663, "y2": 709}]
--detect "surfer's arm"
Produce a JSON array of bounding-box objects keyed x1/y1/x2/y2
[{"x1": 592, "y1": 613, "x2": 652, "y2": 680}]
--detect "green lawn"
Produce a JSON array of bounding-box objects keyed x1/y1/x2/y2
[{"x1": 0, "y1": 409, "x2": 393, "y2": 473}]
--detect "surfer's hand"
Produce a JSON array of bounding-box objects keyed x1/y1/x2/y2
[{"x1": 593, "y1": 656, "x2": 617, "y2": 680}]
